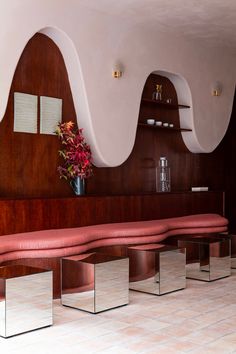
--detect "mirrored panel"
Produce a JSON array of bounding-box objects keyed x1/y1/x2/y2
[
  {"x1": 61, "y1": 254, "x2": 129, "y2": 313},
  {"x1": 95, "y1": 258, "x2": 129, "y2": 313},
  {"x1": 129, "y1": 245, "x2": 186, "y2": 295},
  {"x1": 159, "y1": 249, "x2": 186, "y2": 294},
  {"x1": 61, "y1": 258, "x2": 95, "y2": 313},
  {"x1": 0, "y1": 266, "x2": 53, "y2": 338},
  {"x1": 179, "y1": 236, "x2": 231, "y2": 281},
  {"x1": 229, "y1": 234, "x2": 236, "y2": 269},
  {"x1": 0, "y1": 279, "x2": 5, "y2": 337}
]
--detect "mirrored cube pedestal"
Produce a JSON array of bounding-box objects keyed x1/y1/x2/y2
[
  {"x1": 128, "y1": 244, "x2": 186, "y2": 295},
  {"x1": 0, "y1": 265, "x2": 53, "y2": 338},
  {"x1": 61, "y1": 253, "x2": 129, "y2": 313},
  {"x1": 178, "y1": 235, "x2": 231, "y2": 281},
  {"x1": 229, "y1": 234, "x2": 236, "y2": 269}
]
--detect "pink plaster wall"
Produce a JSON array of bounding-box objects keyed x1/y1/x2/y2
[{"x1": 0, "y1": 1, "x2": 235, "y2": 166}]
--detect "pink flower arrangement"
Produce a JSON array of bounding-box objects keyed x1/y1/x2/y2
[{"x1": 55, "y1": 121, "x2": 93, "y2": 180}]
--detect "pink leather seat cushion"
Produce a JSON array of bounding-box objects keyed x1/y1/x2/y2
[
  {"x1": 167, "y1": 226, "x2": 227, "y2": 237},
  {"x1": 0, "y1": 213, "x2": 228, "y2": 263},
  {"x1": 0, "y1": 220, "x2": 167, "y2": 255},
  {"x1": 165, "y1": 214, "x2": 228, "y2": 229},
  {"x1": 0, "y1": 233, "x2": 168, "y2": 262}
]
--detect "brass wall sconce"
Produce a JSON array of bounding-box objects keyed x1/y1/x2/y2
[
  {"x1": 112, "y1": 70, "x2": 122, "y2": 78},
  {"x1": 212, "y1": 82, "x2": 222, "y2": 96},
  {"x1": 112, "y1": 62, "x2": 123, "y2": 78}
]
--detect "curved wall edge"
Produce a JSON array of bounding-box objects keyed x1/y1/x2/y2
[
  {"x1": 0, "y1": 2, "x2": 235, "y2": 167},
  {"x1": 39, "y1": 27, "x2": 109, "y2": 167}
]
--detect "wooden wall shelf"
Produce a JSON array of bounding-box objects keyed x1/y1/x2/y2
[
  {"x1": 141, "y1": 98, "x2": 190, "y2": 109},
  {"x1": 138, "y1": 123, "x2": 192, "y2": 132}
]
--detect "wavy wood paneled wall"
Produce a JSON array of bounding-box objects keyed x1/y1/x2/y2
[
  {"x1": 0, "y1": 33, "x2": 77, "y2": 198},
  {"x1": 0, "y1": 33, "x2": 235, "y2": 229}
]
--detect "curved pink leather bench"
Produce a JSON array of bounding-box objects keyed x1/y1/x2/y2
[{"x1": 0, "y1": 213, "x2": 228, "y2": 263}]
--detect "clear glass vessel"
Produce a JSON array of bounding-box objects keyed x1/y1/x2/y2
[
  {"x1": 156, "y1": 157, "x2": 171, "y2": 192},
  {"x1": 152, "y1": 84, "x2": 162, "y2": 101}
]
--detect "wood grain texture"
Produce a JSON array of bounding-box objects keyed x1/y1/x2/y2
[
  {"x1": 87, "y1": 74, "x2": 228, "y2": 197},
  {"x1": 0, "y1": 191, "x2": 224, "y2": 236},
  {"x1": 0, "y1": 33, "x2": 77, "y2": 198},
  {"x1": 222, "y1": 89, "x2": 236, "y2": 232}
]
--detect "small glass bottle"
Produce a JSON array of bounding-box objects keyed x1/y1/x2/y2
[
  {"x1": 156, "y1": 157, "x2": 171, "y2": 192},
  {"x1": 152, "y1": 84, "x2": 162, "y2": 101}
]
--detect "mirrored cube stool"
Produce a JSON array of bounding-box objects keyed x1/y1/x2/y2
[
  {"x1": 227, "y1": 233, "x2": 236, "y2": 269},
  {"x1": 61, "y1": 253, "x2": 129, "y2": 313},
  {"x1": 128, "y1": 244, "x2": 186, "y2": 295},
  {"x1": 0, "y1": 265, "x2": 53, "y2": 338},
  {"x1": 214, "y1": 232, "x2": 236, "y2": 270},
  {"x1": 178, "y1": 235, "x2": 231, "y2": 281}
]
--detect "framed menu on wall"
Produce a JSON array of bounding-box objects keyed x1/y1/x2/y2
[
  {"x1": 40, "y1": 96, "x2": 62, "y2": 135},
  {"x1": 14, "y1": 92, "x2": 38, "y2": 133}
]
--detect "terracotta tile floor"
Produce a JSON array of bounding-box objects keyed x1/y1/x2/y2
[{"x1": 1, "y1": 270, "x2": 236, "y2": 353}]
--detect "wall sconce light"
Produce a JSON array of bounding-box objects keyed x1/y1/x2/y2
[
  {"x1": 112, "y1": 70, "x2": 122, "y2": 78},
  {"x1": 112, "y1": 62, "x2": 123, "y2": 78},
  {"x1": 212, "y1": 81, "x2": 222, "y2": 96}
]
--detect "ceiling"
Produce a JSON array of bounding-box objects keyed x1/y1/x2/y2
[{"x1": 80, "y1": 0, "x2": 236, "y2": 51}]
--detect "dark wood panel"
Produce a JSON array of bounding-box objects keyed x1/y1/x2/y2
[
  {"x1": 0, "y1": 33, "x2": 77, "y2": 198},
  {"x1": 223, "y1": 89, "x2": 236, "y2": 232},
  {"x1": 87, "y1": 74, "x2": 227, "y2": 197},
  {"x1": 0, "y1": 191, "x2": 224, "y2": 236}
]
